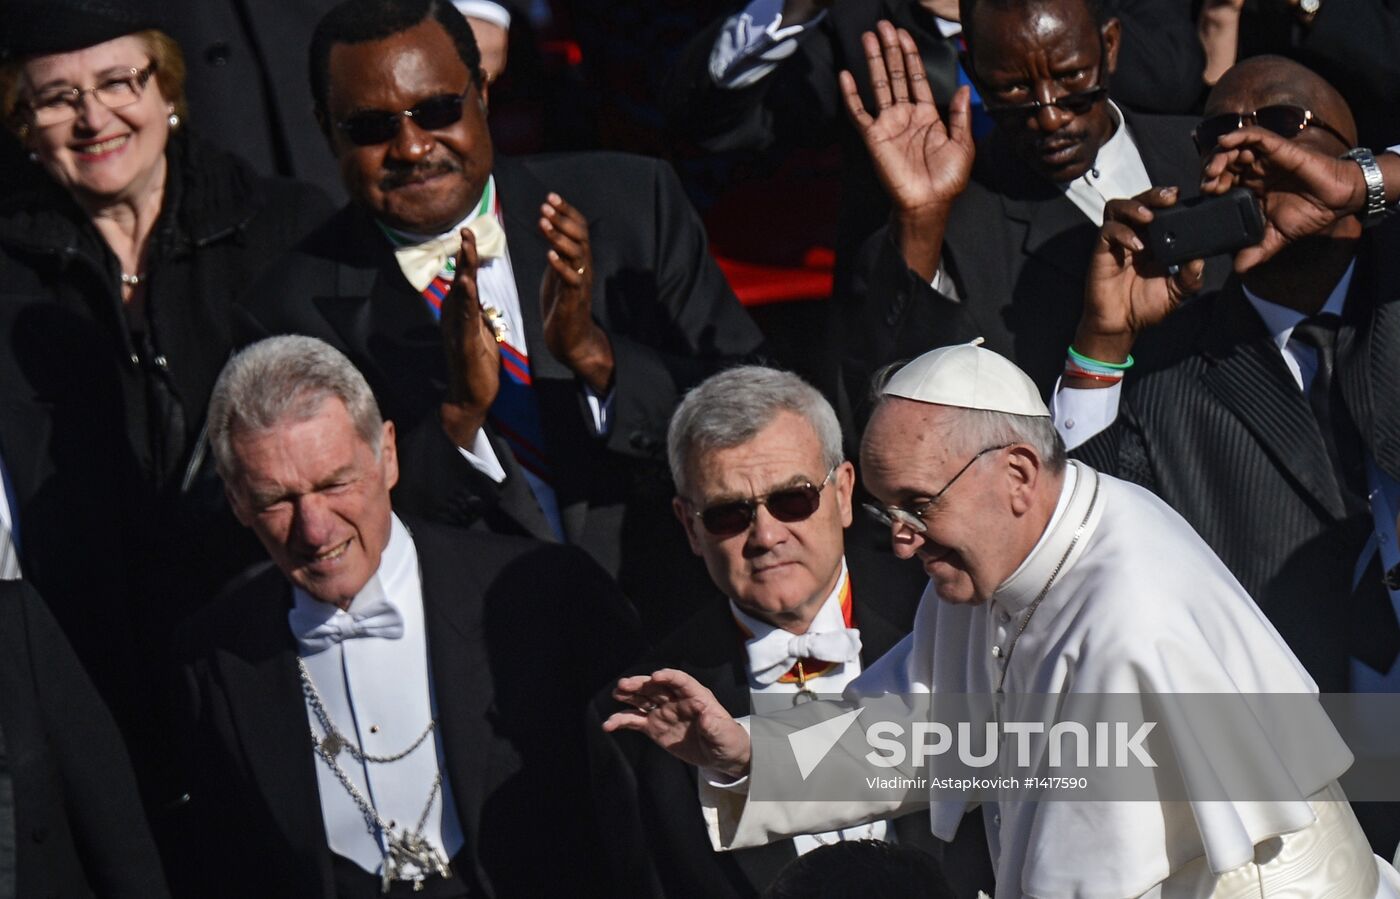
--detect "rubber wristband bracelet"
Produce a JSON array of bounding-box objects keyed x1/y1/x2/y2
[
  {"x1": 1067, "y1": 346, "x2": 1134, "y2": 372},
  {"x1": 1063, "y1": 365, "x2": 1124, "y2": 384}
]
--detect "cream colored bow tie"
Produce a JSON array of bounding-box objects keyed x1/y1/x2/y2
[{"x1": 393, "y1": 214, "x2": 507, "y2": 292}]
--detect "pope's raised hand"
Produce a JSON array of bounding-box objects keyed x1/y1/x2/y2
[
  {"x1": 840, "y1": 20, "x2": 974, "y2": 217},
  {"x1": 1200, "y1": 125, "x2": 1367, "y2": 271},
  {"x1": 439, "y1": 228, "x2": 501, "y2": 449},
  {"x1": 603, "y1": 668, "x2": 753, "y2": 779},
  {"x1": 539, "y1": 192, "x2": 614, "y2": 393},
  {"x1": 1073, "y1": 187, "x2": 1205, "y2": 373}
]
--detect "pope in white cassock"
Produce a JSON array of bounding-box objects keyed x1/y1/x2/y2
[{"x1": 605, "y1": 341, "x2": 1400, "y2": 897}]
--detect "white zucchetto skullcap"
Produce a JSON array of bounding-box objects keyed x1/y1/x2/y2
[{"x1": 881, "y1": 339, "x2": 1050, "y2": 418}]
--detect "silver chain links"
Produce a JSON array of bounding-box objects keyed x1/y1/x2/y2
[{"x1": 298, "y1": 658, "x2": 452, "y2": 891}]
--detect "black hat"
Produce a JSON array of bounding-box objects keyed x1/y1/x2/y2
[{"x1": 0, "y1": 0, "x2": 161, "y2": 60}]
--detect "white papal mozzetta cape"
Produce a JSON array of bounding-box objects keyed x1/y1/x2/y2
[{"x1": 702, "y1": 461, "x2": 1400, "y2": 898}]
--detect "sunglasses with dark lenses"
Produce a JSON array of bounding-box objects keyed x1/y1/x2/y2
[
  {"x1": 983, "y1": 86, "x2": 1110, "y2": 121},
  {"x1": 336, "y1": 91, "x2": 468, "y2": 147},
  {"x1": 691, "y1": 466, "x2": 838, "y2": 537},
  {"x1": 1192, "y1": 105, "x2": 1350, "y2": 154}
]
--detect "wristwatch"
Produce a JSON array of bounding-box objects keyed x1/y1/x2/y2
[{"x1": 1342, "y1": 147, "x2": 1388, "y2": 227}]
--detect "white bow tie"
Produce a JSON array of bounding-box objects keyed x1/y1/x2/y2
[
  {"x1": 393, "y1": 214, "x2": 508, "y2": 292},
  {"x1": 746, "y1": 627, "x2": 862, "y2": 686},
  {"x1": 289, "y1": 596, "x2": 405, "y2": 654}
]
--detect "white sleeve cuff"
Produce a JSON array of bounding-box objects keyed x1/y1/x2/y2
[
  {"x1": 699, "y1": 716, "x2": 753, "y2": 792},
  {"x1": 583, "y1": 384, "x2": 615, "y2": 436},
  {"x1": 1050, "y1": 375, "x2": 1123, "y2": 450},
  {"x1": 929, "y1": 260, "x2": 961, "y2": 303},
  {"x1": 454, "y1": 0, "x2": 511, "y2": 29},
  {"x1": 709, "y1": 0, "x2": 825, "y2": 89},
  {"x1": 457, "y1": 428, "x2": 508, "y2": 483}
]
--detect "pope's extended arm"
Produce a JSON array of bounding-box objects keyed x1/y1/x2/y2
[{"x1": 602, "y1": 669, "x2": 752, "y2": 779}]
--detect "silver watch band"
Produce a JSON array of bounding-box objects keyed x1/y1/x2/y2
[{"x1": 1342, "y1": 147, "x2": 1387, "y2": 226}]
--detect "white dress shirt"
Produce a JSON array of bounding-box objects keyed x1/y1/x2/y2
[
  {"x1": 292, "y1": 514, "x2": 464, "y2": 878},
  {"x1": 1051, "y1": 263, "x2": 1400, "y2": 689},
  {"x1": 729, "y1": 559, "x2": 890, "y2": 853},
  {"x1": 1058, "y1": 101, "x2": 1154, "y2": 226}
]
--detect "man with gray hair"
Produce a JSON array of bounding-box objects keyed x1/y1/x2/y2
[
  {"x1": 171, "y1": 335, "x2": 640, "y2": 897},
  {"x1": 606, "y1": 343, "x2": 1400, "y2": 896},
  {"x1": 589, "y1": 365, "x2": 975, "y2": 898}
]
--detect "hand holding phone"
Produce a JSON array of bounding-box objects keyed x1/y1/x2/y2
[{"x1": 1144, "y1": 188, "x2": 1264, "y2": 268}]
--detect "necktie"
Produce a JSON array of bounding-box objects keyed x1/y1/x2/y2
[
  {"x1": 1291, "y1": 315, "x2": 1368, "y2": 512},
  {"x1": 747, "y1": 627, "x2": 863, "y2": 686},
  {"x1": 289, "y1": 596, "x2": 405, "y2": 654},
  {"x1": 392, "y1": 214, "x2": 507, "y2": 293}
]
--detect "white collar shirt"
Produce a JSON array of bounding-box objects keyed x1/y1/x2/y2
[
  {"x1": 1059, "y1": 101, "x2": 1153, "y2": 226},
  {"x1": 292, "y1": 513, "x2": 464, "y2": 878}
]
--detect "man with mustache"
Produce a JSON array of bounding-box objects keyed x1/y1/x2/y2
[
  {"x1": 844, "y1": 0, "x2": 1223, "y2": 413},
  {"x1": 237, "y1": 0, "x2": 765, "y2": 639}
]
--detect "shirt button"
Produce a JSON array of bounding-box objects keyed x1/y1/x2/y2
[
  {"x1": 992, "y1": 813, "x2": 1001, "y2": 827},
  {"x1": 1065, "y1": 418, "x2": 1076, "y2": 429},
  {"x1": 991, "y1": 645, "x2": 1002, "y2": 658}
]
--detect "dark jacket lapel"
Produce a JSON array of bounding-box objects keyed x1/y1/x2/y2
[
  {"x1": 1126, "y1": 110, "x2": 1201, "y2": 196},
  {"x1": 412, "y1": 520, "x2": 498, "y2": 892},
  {"x1": 1199, "y1": 282, "x2": 1347, "y2": 519},
  {"x1": 312, "y1": 209, "x2": 444, "y2": 415},
  {"x1": 977, "y1": 138, "x2": 1092, "y2": 284},
  {"x1": 1343, "y1": 223, "x2": 1400, "y2": 481},
  {"x1": 212, "y1": 572, "x2": 332, "y2": 891}
]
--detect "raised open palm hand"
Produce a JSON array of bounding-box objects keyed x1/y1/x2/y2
[{"x1": 841, "y1": 21, "x2": 974, "y2": 216}]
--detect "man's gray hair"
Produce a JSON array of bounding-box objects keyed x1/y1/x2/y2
[
  {"x1": 941, "y1": 407, "x2": 1068, "y2": 473},
  {"x1": 208, "y1": 335, "x2": 384, "y2": 480},
  {"x1": 667, "y1": 366, "x2": 844, "y2": 496}
]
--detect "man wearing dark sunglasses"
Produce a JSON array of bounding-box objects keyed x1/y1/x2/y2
[
  {"x1": 843, "y1": 0, "x2": 1225, "y2": 412},
  {"x1": 1057, "y1": 55, "x2": 1400, "y2": 855},
  {"x1": 589, "y1": 366, "x2": 988, "y2": 898},
  {"x1": 235, "y1": 0, "x2": 765, "y2": 640}
]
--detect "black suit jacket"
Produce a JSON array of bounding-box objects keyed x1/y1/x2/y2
[
  {"x1": 1072, "y1": 223, "x2": 1400, "y2": 692},
  {"x1": 170, "y1": 517, "x2": 642, "y2": 897},
  {"x1": 0, "y1": 580, "x2": 169, "y2": 899},
  {"x1": 235, "y1": 152, "x2": 765, "y2": 638},
  {"x1": 587, "y1": 545, "x2": 994, "y2": 899},
  {"x1": 845, "y1": 109, "x2": 1224, "y2": 414}
]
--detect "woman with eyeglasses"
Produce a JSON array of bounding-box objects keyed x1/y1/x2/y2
[{"x1": 0, "y1": 0, "x2": 331, "y2": 807}]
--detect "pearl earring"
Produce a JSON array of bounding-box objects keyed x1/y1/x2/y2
[{"x1": 168, "y1": 112, "x2": 180, "y2": 128}]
